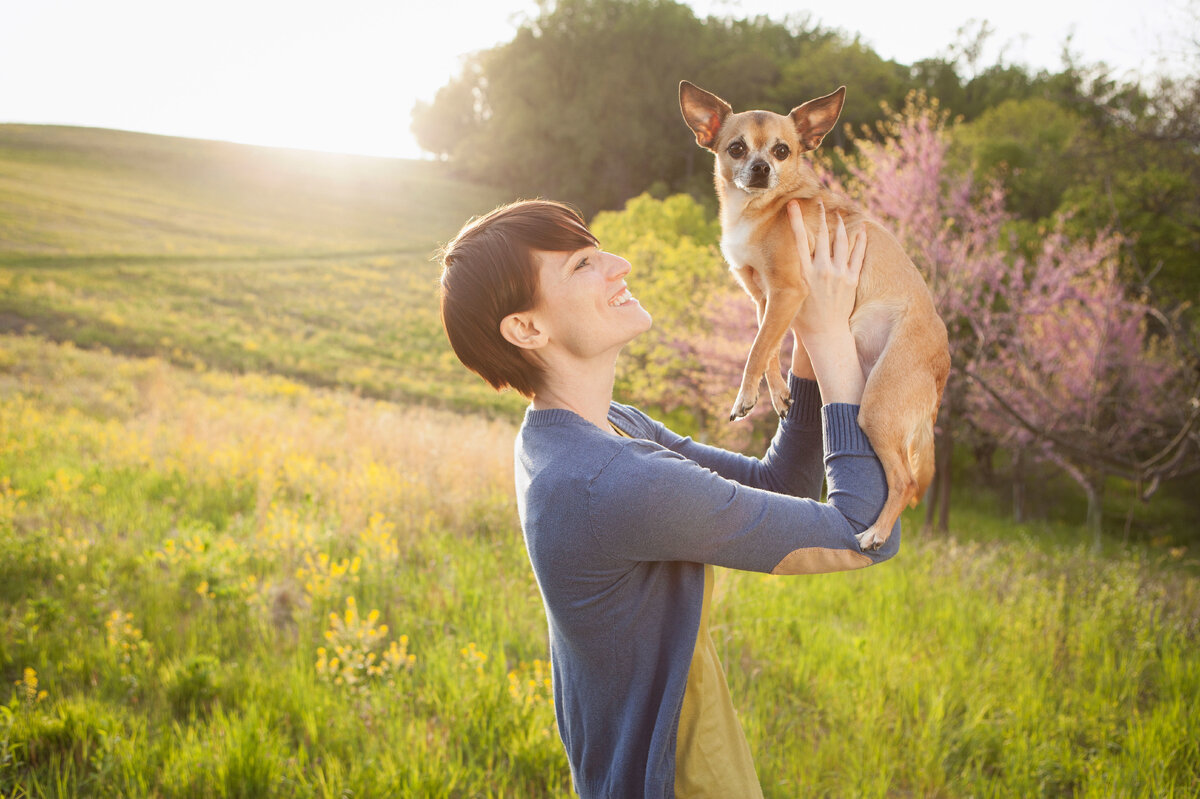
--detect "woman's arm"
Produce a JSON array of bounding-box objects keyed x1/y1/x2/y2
[
  {"x1": 591, "y1": 403, "x2": 899, "y2": 572},
  {"x1": 615, "y1": 374, "x2": 825, "y2": 498}
]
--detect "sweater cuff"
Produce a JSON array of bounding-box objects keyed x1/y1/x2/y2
[
  {"x1": 784, "y1": 374, "x2": 821, "y2": 428},
  {"x1": 821, "y1": 403, "x2": 874, "y2": 454}
]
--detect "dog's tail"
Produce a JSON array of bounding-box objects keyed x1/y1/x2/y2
[{"x1": 907, "y1": 413, "x2": 937, "y2": 507}]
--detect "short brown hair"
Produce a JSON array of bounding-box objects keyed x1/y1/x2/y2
[{"x1": 439, "y1": 199, "x2": 597, "y2": 398}]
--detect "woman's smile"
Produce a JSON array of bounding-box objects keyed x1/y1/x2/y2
[{"x1": 609, "y1": 286, "x2": 635, "y2": 307}]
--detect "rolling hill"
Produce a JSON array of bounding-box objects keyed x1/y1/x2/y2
[{"x1": 0, "y1": 124, "x2": 520, "y2": 415}]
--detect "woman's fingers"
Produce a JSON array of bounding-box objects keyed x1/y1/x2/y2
[
  {"x1": 791, "y1": 200, "x2": 865, "y2": 281},
  {"x1": 814, "y1": 200, "x2": 830, "y2": 257},
  {"x1": 787, "y1": 200, "x2": 813, "y2": 272},
  {"x1": 849, "y1": 230, "x2": 867, "y2": 277},
  {"x1": 833, "y1": 212, "x2": 849, "y2": 267}
]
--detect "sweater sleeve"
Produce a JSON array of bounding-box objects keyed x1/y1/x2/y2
[
  {"x1": 587, "y1": 403, "x2": 900, "y2": 575},
  {"x1": 619, "y1": 374, "x2": 825, "y2": 499}
]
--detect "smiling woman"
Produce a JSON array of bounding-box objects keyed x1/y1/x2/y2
[{"x1": 437, "y1": 197, "x2": 905, "y2": 798}]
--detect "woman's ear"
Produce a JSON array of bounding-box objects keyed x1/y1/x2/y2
[{"x1": 500, "y1": 311, "x2": 546, "y2": 351}]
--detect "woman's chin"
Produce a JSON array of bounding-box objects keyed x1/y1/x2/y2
[{"x1": 630, "y1": 311, "x2": 653, "y2": 338}]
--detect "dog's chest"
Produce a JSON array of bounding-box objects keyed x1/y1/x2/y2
[{"x1": 720, "y1": 221, "x2": 759, "y2": 272}]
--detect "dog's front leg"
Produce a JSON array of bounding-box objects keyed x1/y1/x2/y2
[{"x1": 731, "y1": 285, "x2": 804, "y2": 420}]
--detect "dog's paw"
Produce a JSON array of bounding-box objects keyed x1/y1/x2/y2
[
  {"x1": 729, "y1": 390, "x2": 758, "y2": 421},
  {"x1": 856, "y1": 529, "x2": 884, "y2": 552},
  {"x1": 769, "y1": 388, "x2": 792, "y2": 419}
]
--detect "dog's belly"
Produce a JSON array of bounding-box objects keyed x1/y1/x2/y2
[{"x1": 850, "y1": 302, "x2": 899, "y2": 378}]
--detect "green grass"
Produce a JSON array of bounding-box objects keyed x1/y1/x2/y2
[{"x1": 1, "y1": 335, "x2": 1197, "y2": 797}]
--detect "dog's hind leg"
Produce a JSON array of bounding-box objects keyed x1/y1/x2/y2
[{"x1": 853, "y1": 343, "x2": 942, "y2": 550}]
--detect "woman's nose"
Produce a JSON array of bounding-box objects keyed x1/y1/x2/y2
[{"x1": 605, "y1": 252, "x2": 632, "y2": 280}]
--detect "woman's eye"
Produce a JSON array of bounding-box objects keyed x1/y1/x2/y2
[
  {"x1": 772, "y1": 143, "x2": 790, "y2": 160},
  {"x1": 728, "y1": 142, "x2": 747, "y2": 158},
  {"x1": 574, "y1": 257, "x2": 590, "y2": 270}
]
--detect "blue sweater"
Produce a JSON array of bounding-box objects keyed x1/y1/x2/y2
[{"x1": 513, "y1": 375, "x2": 900, "y2": 798}]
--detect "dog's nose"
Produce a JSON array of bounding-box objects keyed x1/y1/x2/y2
[{"x1": 748, "y1": 159, "x2": 772, "y2": 188}]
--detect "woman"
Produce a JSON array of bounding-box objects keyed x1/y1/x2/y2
[{"x1": 439, "y1": 198, "x2": 898, "y2": 798}]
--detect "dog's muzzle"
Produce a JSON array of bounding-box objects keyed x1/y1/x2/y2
[{"x1": 747, "y1": 159, "x2": 771, "y2": 189}]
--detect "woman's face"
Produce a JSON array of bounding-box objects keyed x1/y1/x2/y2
[{"x1": 529, "y1": 245, "x2": 653, "y2": 361}]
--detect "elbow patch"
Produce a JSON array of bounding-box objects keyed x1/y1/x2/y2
[{"x1": 771, "y1": 546, "x2": 872, "y2": 575}]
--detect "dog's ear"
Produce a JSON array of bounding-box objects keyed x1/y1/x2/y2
[
  {"x1": 790, "y1": 86, "x2": 846, "y2": 151},
  {"x1": 679, "y1": 81, "x2": 732, "y2": 152}
]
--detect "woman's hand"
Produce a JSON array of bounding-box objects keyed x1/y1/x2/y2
[
  {"x1": 786, "y1": 199, "x2": 867, "y2": 404},
  {"x1": 790, "y1": 199, "x2": 865, "y2": 342}
]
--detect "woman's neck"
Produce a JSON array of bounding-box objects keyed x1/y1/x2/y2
[{"x1": 531, "y1": 357, "x2": 618, "y2": 431}]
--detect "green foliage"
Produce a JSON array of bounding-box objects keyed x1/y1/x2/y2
[
  {"x1": 910, "y1": 60, "x2": 1042, "y2": 122},
  {"x1": 772, "y1": 38, "x2": 909, "y2": 150},
  {"x1": 591, "y1": 193, "x2": 755, "y2": 435},
  {"x1": 413, "y1": 0, "x2": 911, "y2": 215},
  {"x1": 944, "y1": 64, "x2": 1200, "y2": 304},
  {"x1": 953, "y1": 97, "x2": 1093, "y2": 220},
  {"x1": 415, "y1": 0, "x2": 711, "y2": 214}
]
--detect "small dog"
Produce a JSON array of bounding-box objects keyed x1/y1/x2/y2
[{"x1": 679, "y1": 80, "x2": 950, "y2": 550}]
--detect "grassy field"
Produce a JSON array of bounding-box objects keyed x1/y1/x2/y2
[
  {"x1": 0, "y1": 124, "x2": 520, "y2": 417},
  {"x1": 1, "y1": 126, "x2": 1198, "y2": 797}
]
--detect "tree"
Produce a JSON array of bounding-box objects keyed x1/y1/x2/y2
[
  {"x1": 411, "y1": 0, "x2": 910, "y2": 215},
  {"x1": 770, "y1": 38, "x2": 909, "y2": 151},
  {"x1": 412, "y1": 0, "x2": 710, "y2": 215},
  {"x1": 840, "y1": 95, "x2": 1200, "y2": 541},
  {"x1": 953, "y1": 97, "x2": 1094, "y2": 221},
  {"x1": 839, "y1": 94, "x2": 1010, "y2": 533},
  {"x1": 1054, "y1": 67, "x2": 1200, "y2": 305},
  {"x1": 965, "y1": 229, "x2": 1200, "y2": 547}
]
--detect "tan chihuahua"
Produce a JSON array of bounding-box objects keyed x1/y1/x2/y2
[{"x1": 679, "y1": 80, "x2": 950, "y2": 550}]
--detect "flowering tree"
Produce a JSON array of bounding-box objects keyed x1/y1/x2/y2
[
  {"x1": 837, "y1": 95, "x2": 1011, "y2": 532},
  {"x1": 965, "y1": 234, "x2": 1200, "y2": 545},
  {"x1": 840, "y1": 94, "x2": 1200, "y2": 542}
]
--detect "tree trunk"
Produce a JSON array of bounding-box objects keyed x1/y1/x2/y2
[
  {"x1": 974, "y1": 439, "x2": 996, "y2": 483},
  {"x1": 1085, "y1": 474, "x2": 1104, "y2": 552},
  {"x1": 1012, "y1": 448, "x2": 1025, "y2": 524},
  {"x1": 1049, "y1": 453, "x2": 1106, "y2": 552},
  {"x1": 922, "y1": 476, "x2": 938, "y2": 534},
  {"x1": 936, "y1": 409, "x2": 952, "y2": 534},
  {"x1": 923, "y1": 398, "x2": 953, "y2": 535}
]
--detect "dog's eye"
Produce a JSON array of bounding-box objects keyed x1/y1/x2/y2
[
  {"x1": 772, "y1": 143, "x2": 790, "y2": 160},
  {"x1": 728, "y1": 141, "x2": 747, "y2": 159}
]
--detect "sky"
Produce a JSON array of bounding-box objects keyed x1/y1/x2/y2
[{"x1": 2, "y1": 0, "x2": 1194, "y2": 160}]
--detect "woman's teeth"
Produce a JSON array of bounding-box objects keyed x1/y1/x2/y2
[{"x1": 609, "y1": 288, "x2": 633, "y2": 307}]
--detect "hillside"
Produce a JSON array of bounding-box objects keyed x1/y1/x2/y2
[{"x1": 0, "y1": 124, "x2": 520, "y2": 415}]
